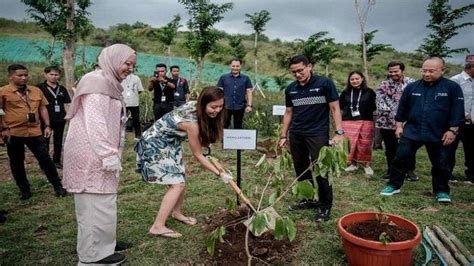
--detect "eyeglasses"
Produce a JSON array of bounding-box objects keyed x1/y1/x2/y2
[
  {"x1": 419, "y1": 68, "x2": 443, "y2": 74},
  {"x1": 291, "y1": 67, "x2": 307, "y2": 75}
]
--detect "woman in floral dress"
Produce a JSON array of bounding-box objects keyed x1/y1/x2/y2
[{"x1": 135, "y1": 86, "x2": 232, "y2": 238}]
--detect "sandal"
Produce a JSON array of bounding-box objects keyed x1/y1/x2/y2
[
  {"x1": 172, "y1": 215, "x2": 197, "y2": 225},
  {"x1": 149, "y1": 230, "x2": 182, "y2": 238}
]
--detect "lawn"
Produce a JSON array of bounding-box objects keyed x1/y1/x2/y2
[{"x1": 0, "y1": 135, "x2": 473, "y2": 265}]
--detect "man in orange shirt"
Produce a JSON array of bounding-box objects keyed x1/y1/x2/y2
[{"x1": 0, "y1": 64, "x2": 66, "y2": 200}]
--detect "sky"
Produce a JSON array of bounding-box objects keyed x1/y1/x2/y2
[{"x1": 0, "y1": 0, "x2": 473, "y2": 64}]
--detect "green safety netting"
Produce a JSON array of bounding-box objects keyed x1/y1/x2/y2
[{"x1": 0, "y1": 36, "x2": 278, "y2": 91}]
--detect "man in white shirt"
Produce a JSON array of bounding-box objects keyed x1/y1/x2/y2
[
  {"x1": 449, "y1": 55, "x2": 474, "y2": 183},
  {"x1": 121, "y1": 71, "x2": 144, "y2": 139}
]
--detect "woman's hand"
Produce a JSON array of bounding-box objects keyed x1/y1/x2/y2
[{"x1": 219, "y1": 172, "x2": 233, "y2": 183}]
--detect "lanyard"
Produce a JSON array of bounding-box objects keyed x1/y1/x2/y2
[
  {"x1": 15, "y1": 90, "x2": 32, "y2": 111},
  {"x1": 350, "y1": 89, "x2": 362, "y2": 112},
  {"x1": 47, "y1": 85, "x2": 60, "y2": 104}
]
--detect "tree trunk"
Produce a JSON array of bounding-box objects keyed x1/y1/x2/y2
[
  {"x1": 47, "y1": 36, "x2": 56, "y2": 65},
  {"x1": 355, "y1": 0, "x2": 370, "y2": 84},
  {"x1": 63, "y1": 0, "x2": 76, "y2": 97},
  {"x1": 196, "y1": 57, "x2": 204, "y2": 85},
  {"x1": 325, "y1": 64, "x2": 329, "y2": 77},
  {"x1": 167, "y1": 45, "x2": 171, "y2": 67},
  {"x1": 254, "y1": 32, "x2": 258, "y2": 84}
]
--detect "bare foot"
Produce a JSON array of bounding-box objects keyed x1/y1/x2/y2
[{"x1": 149, "y1": 226, "x2": 182, "y2": 238}]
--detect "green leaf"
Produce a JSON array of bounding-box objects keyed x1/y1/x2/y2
[
  {"x1": 296, "y1": 180, "x2": 314, "y2": 200},
  {"x1": 250, "y1": 212, "x2": 268, "y2": 236},
  {"x1": 268, "y1": 191, "x2": 277, "y2": 204},
  {"x1": 218, "y1": 226, "x2": 226, "y2": 242},
  {"x1": 291, "y1": 184, "x2": 298, "y2": 195},
  {"x1": 286, "y1": 218, "x2": 297, "y2": 241},
  {"x1": 274, "y1": 217, "x2": 285, "y2": 240}
]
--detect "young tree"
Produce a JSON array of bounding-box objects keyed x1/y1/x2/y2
[
  {"x1": 178, "y1": 0, "x2": 233, "y2": 84},
  {"x1": 22, "y1": 0, "x2": 92, "y2": 95},
  {"x1": 228, "y1": 35, "x2": 247, "y2": 61},
  {"x1": 357, "y1": 30, "x2": 391, "y2": 62},
  {"x1": 245, "y1": 10, "x2": 271, "y2": 81},
  {"x1": 354, "y1": 0, "x2": 376, "y2": 82},
  {"x1": 418, "y1": 0, "x2": 474, "y2": 58},
  {"x1": 319, "y1": 40, "x2": 340, "y2": 77},
  {"x1": 157, "y1": 15, "x2": 182, "y2": 59},
  {"x1": 297, "y1": 31, "x2": 335, "y2": 65}
]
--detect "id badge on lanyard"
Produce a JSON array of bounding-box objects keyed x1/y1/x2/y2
[{"x1": 47, "y1": 86, "x2": 61, "y2": 113}]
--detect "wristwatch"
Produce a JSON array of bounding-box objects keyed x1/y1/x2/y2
[
  {"x1": 448, "y1": 128, "x2": 458, "y2": 135},
  {"x1": 335, "y1": 129, "x2": 345, "y2": 135}
]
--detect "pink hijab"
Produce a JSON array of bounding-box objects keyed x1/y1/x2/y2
[{"x1": 66, "y1": 44, "x2": 136, "y2": 120}]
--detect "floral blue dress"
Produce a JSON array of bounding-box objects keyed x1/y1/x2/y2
[{"x1": 135, "y1": 101, "x2": 197, "y2": 184}]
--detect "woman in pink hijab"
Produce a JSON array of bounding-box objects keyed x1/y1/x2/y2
[{"x1": 63, "y1": 44, "x2": 136, "y2": 265}]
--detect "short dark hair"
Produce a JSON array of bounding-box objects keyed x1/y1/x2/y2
[
  {"x1": 288, "y1": 55, "x2": 310, "y2": 68},
  {"x1": 387, "y1": 61, "x2": 405, "y2": 71},
  {"x1": 465, "y1": 62, "x2": 474, "y2": 70},
  {"x1": 155, "y1": 63, "x2": 167, "y2": 69},
  {"x1": 170, "y1": 65, "x2": 180, "y2": 71},
  {"x1": 229, "y1": 58, "x2": 242, "y2": 65},
  {"x1": 44, "y1": 65, "x2": 61, "y2": 74},
  {"x1": 7, "y1": 64, "x2": 28, "y2": 75}
]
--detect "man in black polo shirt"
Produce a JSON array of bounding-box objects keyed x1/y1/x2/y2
[
  {"x1": 380, "y1": 57, "x2": 464, "y2": 203},
  {"x1": 279, "y1": 55, "x2": 344, "y2": 222},
  {"x1": 37, "y1": 66, "x2": 71, "y2": 169},
  {"x1": 217, "y1": 58, "x2": 253, "y2": 129},
  {"x1": 148, "y1": 63, "x2": 176, "y2": 121}
]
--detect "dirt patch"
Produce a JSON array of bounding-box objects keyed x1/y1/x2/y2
[
  {"x1": 345, "y1": 219, "x2": 416, "y2": 242},
  {"x1": 0, "y1": 147, "x2": 39, "y2": 181},
  {"x1": 256, "y1": 139, "x2": 281, "y2": 158},
  {"x1": 202, "y1": 206, "x2": 299, "y2": 265}
]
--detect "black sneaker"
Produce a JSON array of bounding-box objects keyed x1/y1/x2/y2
[
  {"x1": 54, "y1": 186, "x2": 67, "y2": 197},
  {"x1": 380, "y1": 175, "x2": 390, "y2": 180},
  {"x1": 315, "y1": 208, "x2": 331, "y2": 222},
  {"x1": 82, "y1": 253, "x2": 127, "y2": 265},
  {"x1": 406, "y1": 172, "x2": 419, "y2": 182},
  {"x1": 54, "y1": 162, "x2": 63, "y2": 169},
  {"x1": 20, "y1": 191, "x2": 32, "y2": 200},
  {"x1": 288, "y1": 199, "x2": 322, "y2": 211},
  {"x1": 115, "y1": 241, "x2": 132, "y2": 252}
]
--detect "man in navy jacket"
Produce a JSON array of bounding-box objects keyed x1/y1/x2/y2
[{"x1": 380, "y1": 57, "x2": 464, "y2": 203}]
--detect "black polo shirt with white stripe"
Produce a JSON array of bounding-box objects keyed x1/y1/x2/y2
[{"x1": 285, "y1": 74, "x2": 339, "y2": 136}]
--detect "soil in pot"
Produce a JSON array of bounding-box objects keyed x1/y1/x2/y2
[
  {"x1": 202, "y1": 206, "x2": 299, "y2": 265},
  {"x1": 345, "y1": 219, "x2": 416, "y2": 242}
]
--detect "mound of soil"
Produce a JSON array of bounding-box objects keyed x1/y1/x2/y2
[
  {"x1": 203, "y1": 206, "x2": 298, "y2": 265},
  {"x1": 256, "y1": 139, "x2": 281, "y2": 158},
  {"x1": 345, "y1": 219, "x2": 416, "y2": 242}
]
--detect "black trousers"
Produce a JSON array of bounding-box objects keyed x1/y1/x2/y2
[
  {"x1": 153, "y1": 102, "x2": 174, "y2": 121},
  {"x1": 42, "y1": 121, "x2": 66, "y2": 163},
  {"x1": 289, "y1": 133, "x2": 333, "y2": 209},
  {"x1": 224, "y1": 108, "x2": 245, "y2": 129},
  {"x1": 6, "y1": 136, "x2": 62, "y2": 193},
  {"x1": 380, "y1": 129, "x2": 416, "y2": 174},
  {"x1": 447, "y1": 124, "x2": 474, "y2": 178},
  {"x1": 126, "y1": 106, "x2": 141, "y2": 138},
  {"x1": 388, "y1": 137, "x2": 450, "y2": 194}
]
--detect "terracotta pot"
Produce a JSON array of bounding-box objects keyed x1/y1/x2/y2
[{"x1": 337, "y1": 211, "x2": 421, "y2": 266}]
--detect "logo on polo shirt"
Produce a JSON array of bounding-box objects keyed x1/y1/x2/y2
[
  {"x1": 309, "y1": 87, "x2": 321, "y2": 92},
  {"x1": 412, "y1": 93, "x2": 422, "y2": 96},
  {"x1": 292, "y1": 96, "x2": 327, "y2": 106}
]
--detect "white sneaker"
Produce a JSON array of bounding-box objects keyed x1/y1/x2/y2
[
  {"x1": 363, "y1": 166, "x2": 374, "y2": 176},
  {"x1": 345, "y1": 165, "x2": 359, "y2": 172}
]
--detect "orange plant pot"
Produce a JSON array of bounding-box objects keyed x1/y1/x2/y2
[{"x1": 337, "y1": 211, "x2": 421, "y2": 266}]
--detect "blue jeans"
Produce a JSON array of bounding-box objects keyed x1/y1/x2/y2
[{"x1": 388, "y1": 137, "x2": 450, "y2": 194}]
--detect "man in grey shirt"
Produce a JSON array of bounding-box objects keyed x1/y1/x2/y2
[{"x1": 449, "y1": 55, "x2": 474, "y2": 183}]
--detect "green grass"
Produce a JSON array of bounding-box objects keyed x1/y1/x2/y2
[{"x1": 0, "y1": 134, "x2": 473, "y2": 265}]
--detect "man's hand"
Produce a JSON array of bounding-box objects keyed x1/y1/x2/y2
[
  {"x1": 1, "y1": 129, "x2": 10, "y2": 143},
  {"x1": 278, "y1": 137, "x2": 288, "y2": 148},
  {"x1": 331, "y1": 134, "x2": 344, "y2": 144},
  {"x1": 395, "y1": 127, "x2": 403, "y2": 139},
  {"x1": 442, "y1": 131, "x2": 456, "y2": 146},
  {"x1": 44, "y1": 126, "x2": 52, "y2": 138},
  {"x1": 245, "y1": 106, "x2": 252, "y2": 113}
]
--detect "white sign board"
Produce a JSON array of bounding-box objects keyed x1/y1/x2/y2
[
  {"x1": 272, "y1": 105, "x2": 286, "y2": 116},
  {"x1": 223, "y1": 129, "x2": 257, "y2": 150}
]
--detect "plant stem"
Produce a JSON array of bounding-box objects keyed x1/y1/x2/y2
[{"x1": 257, "y1": 173, "x2": 273, "y2": 211}]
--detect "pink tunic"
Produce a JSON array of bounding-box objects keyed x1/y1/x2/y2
[{"x1": 63, "y1": 94, "x2": 123, "y2": 194}]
